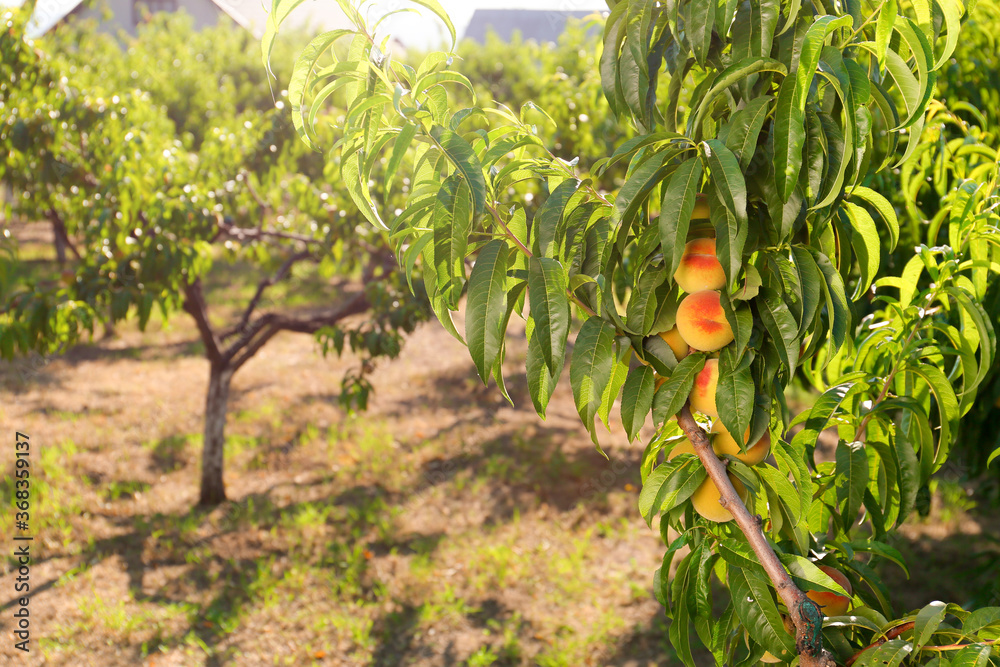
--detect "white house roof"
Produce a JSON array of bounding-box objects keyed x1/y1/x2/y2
[
  {"x1": 209, "y1": 0, "x2": 354, "y2": 39},
  {"x1": 4, "y1": 0, "x2": 352, "y2": 39},
  {"x1": 4, "y1": 0, "x2": 82, "y2": 37}
]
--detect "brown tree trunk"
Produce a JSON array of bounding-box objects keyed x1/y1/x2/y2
[
  {"x1": 199, "y1": 363, "x2": 233, "y2": 506},
  {"x1": 52, "y1": 219, "x2": 67, "y2": 265}
]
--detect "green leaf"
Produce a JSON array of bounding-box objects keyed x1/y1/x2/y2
[
  {"x1": 431, "y1": 173, "x2": 474, "y2": 309},
  {"x1": 430, "y1": 126, "x2": 487, "y2": 218},
  {"x1": 688, "y1": 58, "x2": 787, "y2": 135},
  {"x1": 757, "y1": 463, "x2": 803, "y2": 523},
  {"x1": 406, "y1": 0, "x2": 457, "y2": 47},
  {"x1": 728, "y1": 568, "x2": 797, "y2": 658},
  {"x1": 791, "y1": 376, "x2": 868, "y2": 450},
  {"x1": 778, "y1": 554, "x2": 852, "y2": 596},
  {"x1": 670, "y1": 553, "x2": 697, "y2": 667},
  {"x1": 841, "y1": 202, "x2": 880, "y2": 299},
  {"x1": 849, "y1": 186, "x2": 899, "y2": 252},
  {"x1": 525, "y1": 315, "x2": 562, "y2": 418},
  {"x1": 716, "y1": 346, "x2": 754, "y2": 450},
  {"x1": 725, "y1": 96, "x2": 773, "y2": 169},
  {"x1": 262, "y1": 0, "x2": 310, "y2": 73},
  {"x1": 626, "y1": 266, "x2": 667, "y2": 335},
  {"x1": 466, "y1": 240, "x2": 510, "y2": 385},
  {"x1": 638, "y1": 456, "x2": 707, "y2": 525},
  {"x1": 790, "y1": 246, "x2": 822, "y2": 338},
  {"x1": 866, "y1": 640, "x2": 913, "y2": 667},
  {"x1": 659, "y1": 157, "x2": 704, "y2": 280},
  {"x1": 933, "y1": 0, "x2": 965, "y2": 69},
  {"x1": 811, "y1": 249, "x2": 851, "y2": 351},
  {"x1": 622, "y1": 365, "x2": 656, "y2": 442},
  {"x1": 288, "y1": 28, "x2": 354, "y2": 148},
  {"x1": 386, "y1": 123, "x2": 416, "y2": 195},
  {"x1": 342, "y1": 146, "x2": 386, "y2": 230},
  {"x1": 773, "y1": 76, "x2": 805, "y2": 204},
  {"x1": 757, "y1": 286, "x2": 800, "y2": 373},
  {"x1": 730, "y1": 0, "x2": 780, "y2": 62},
  {"x1": 702, "y1": 140, "x2": 748, "y2": 228},
  {"x1": 612, "y1": 149, "x2": 673, "y2": 245},
  {"x1": 652, "y1": 354, "x2": 707, "y2": 425},
  {"x1": 533, "y1": 178, "x2": 582, "y2": 258},
  {"x1": 914, "y1": 601, "x2": 948, "y2": 649},
  {"x1": 836, "y1": 440, "x2": 868, "y2": 530},
  {"x1": 949, "y1": 644, "x2": 992, "y2": 667},
  {"x1": 891, "y1": 17, "x2": 935, "y2": 127},
  {"x1": 686, "y1": 0, "x2": 716, "y2": 66},
  {"x1": 988, "y1": 446, "x2": 1000, "y2": 470},
  {"x1": 964, "y1": 608, "x2": 1000, "y2": 637},
  {"x1": 795, "y1": 15, "x2": 853, "y2": 111},
  {"x1": 655, "y1": 531, "x2": 692, "y2": 609},
  {"x1": 599, "y1": 340, "x2": 631, "y2": 430},
  {"x1": 847, "y1": 539, "x2": 910, "y2": 577},
  {"x1": 875, "y1": 0, "x2": 897, "y2": 68},
  {"x1": 528, "y1": 257, "x2": 570, "y2": 375},
  {"x1": 570, "y1": 317, "x2": 617, "y2": 444}
]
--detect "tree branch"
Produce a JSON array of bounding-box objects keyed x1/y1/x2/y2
[
  {"x1": 182, "y1": 279, "x2": 223, "y2": 367},
  {"x1": 48, "y1": 209, "x2": 81, "y2": 261},
  {"x1": 228, "y1": 291, "x2": 371, "y2": 371},
  {"x1": 223, "y1": 250, "x2": 313, "y2": 342},
  {"x1": 215, "y1": 215, "x2": 323, "y2": 247},
  {"x1": 675, "y1": 404, "x2": 836, "y2": 667}
]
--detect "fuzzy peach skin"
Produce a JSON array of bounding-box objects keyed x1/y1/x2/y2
[
  {"x1": 806, "y1": 565, "x2": 853, "y2": 617},
  {"x1": 711, "y1": 421, "x2": 771, "y2": 466},
  {"x1": 689, "y1": 358, "x2": 719, "y2": 417},
  {"x1": 691, "y1": 472, "x2": 747, "y2": 523},
  {"x1": 675, "y1": 290, "x2": 734, "y2": 352},
  {"x1": 673, "y1": 237, "x2": 726, "y2": 294},
  {"x1": 666, "y1": 437, "x2": 696, "y2": 460},
  {"x1": 659, "y1": 326, "x2": 690, "y2": 361}
]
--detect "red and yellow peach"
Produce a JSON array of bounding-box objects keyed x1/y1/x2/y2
[{"x1": 675, "y1": 290, "x2": 734, "y2": 352}]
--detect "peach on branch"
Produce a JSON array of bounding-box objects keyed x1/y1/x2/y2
[
  {"x1": 692, "y1": 194, "x2": 710, "y2": 220},
  {"x1": 675, "y1": 290, "x2": 734, "y2": 352},
  {"x1": 689, "y1": 358, "x2": 719, "y2": 418},
  {"x1": 666, "y1": 437, "x2": 696, "y2": 460},
  {"x1": 806, "y1": 565, "x2": 852, "y2": 617},
  {"x1": 691, "y1": 472, "x2": 747, "y2": 523},
  {"x1": 673, "y1": 237, "x2": 726, "y2": 294},
  {"x1": 711, "y1": 421, "x2": 771, "y2": 466},
  {"x1": 659, "y1": 326, "x2": 690, "y2": 361}
]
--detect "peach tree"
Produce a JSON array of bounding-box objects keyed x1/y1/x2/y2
[
  {"x1": 0, "y1": 7, "x2": 429, "y2": 505},
  {"x1": 269, "y1": 0, "x2": 1000, "y2": 664}
]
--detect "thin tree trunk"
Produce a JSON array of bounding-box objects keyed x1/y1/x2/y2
[
  {"x1": 199, "y1": 363, "x2": 233, "y2": 506},
  {"x1": 52, "y1": 219, "x2": 67, "y2": 265}
]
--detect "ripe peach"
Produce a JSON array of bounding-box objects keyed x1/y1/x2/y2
[
  {"x1": 659, "y1": 326, "x2": 690, "y2": 361},
  {"x1": 675, "y1": 290, "x2": 734, "y2": 352},
  {"x1": 711, "y1": 421, "x2": 771, "y2": 466},
  {"x1": 666, "y1": 437, "x2": 696, "y2": 460},
  {"x1": 689, "y1": 358, "x2": 719, "y2": 417},
  {"x1": 691, "y1": 472, "x2": 747, "y2": 523},
  {"x1": 806, "y1": 565, "x2": 852, "y2": 617},
  {"x1": 674, "y1": 237, "x2": 726, "y2": 294}
]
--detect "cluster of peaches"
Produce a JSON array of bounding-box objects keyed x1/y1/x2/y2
[
  {"x1": 650, "y1": 209, "x2": 855, "y2": 629},
  {"x1": 651, "y1": 208, "x2": 771, "y2": 524}
]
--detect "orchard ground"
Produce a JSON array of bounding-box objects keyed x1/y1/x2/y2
[{"x1": 1, "y1": 222, "x2": 999, "y2": 666}]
